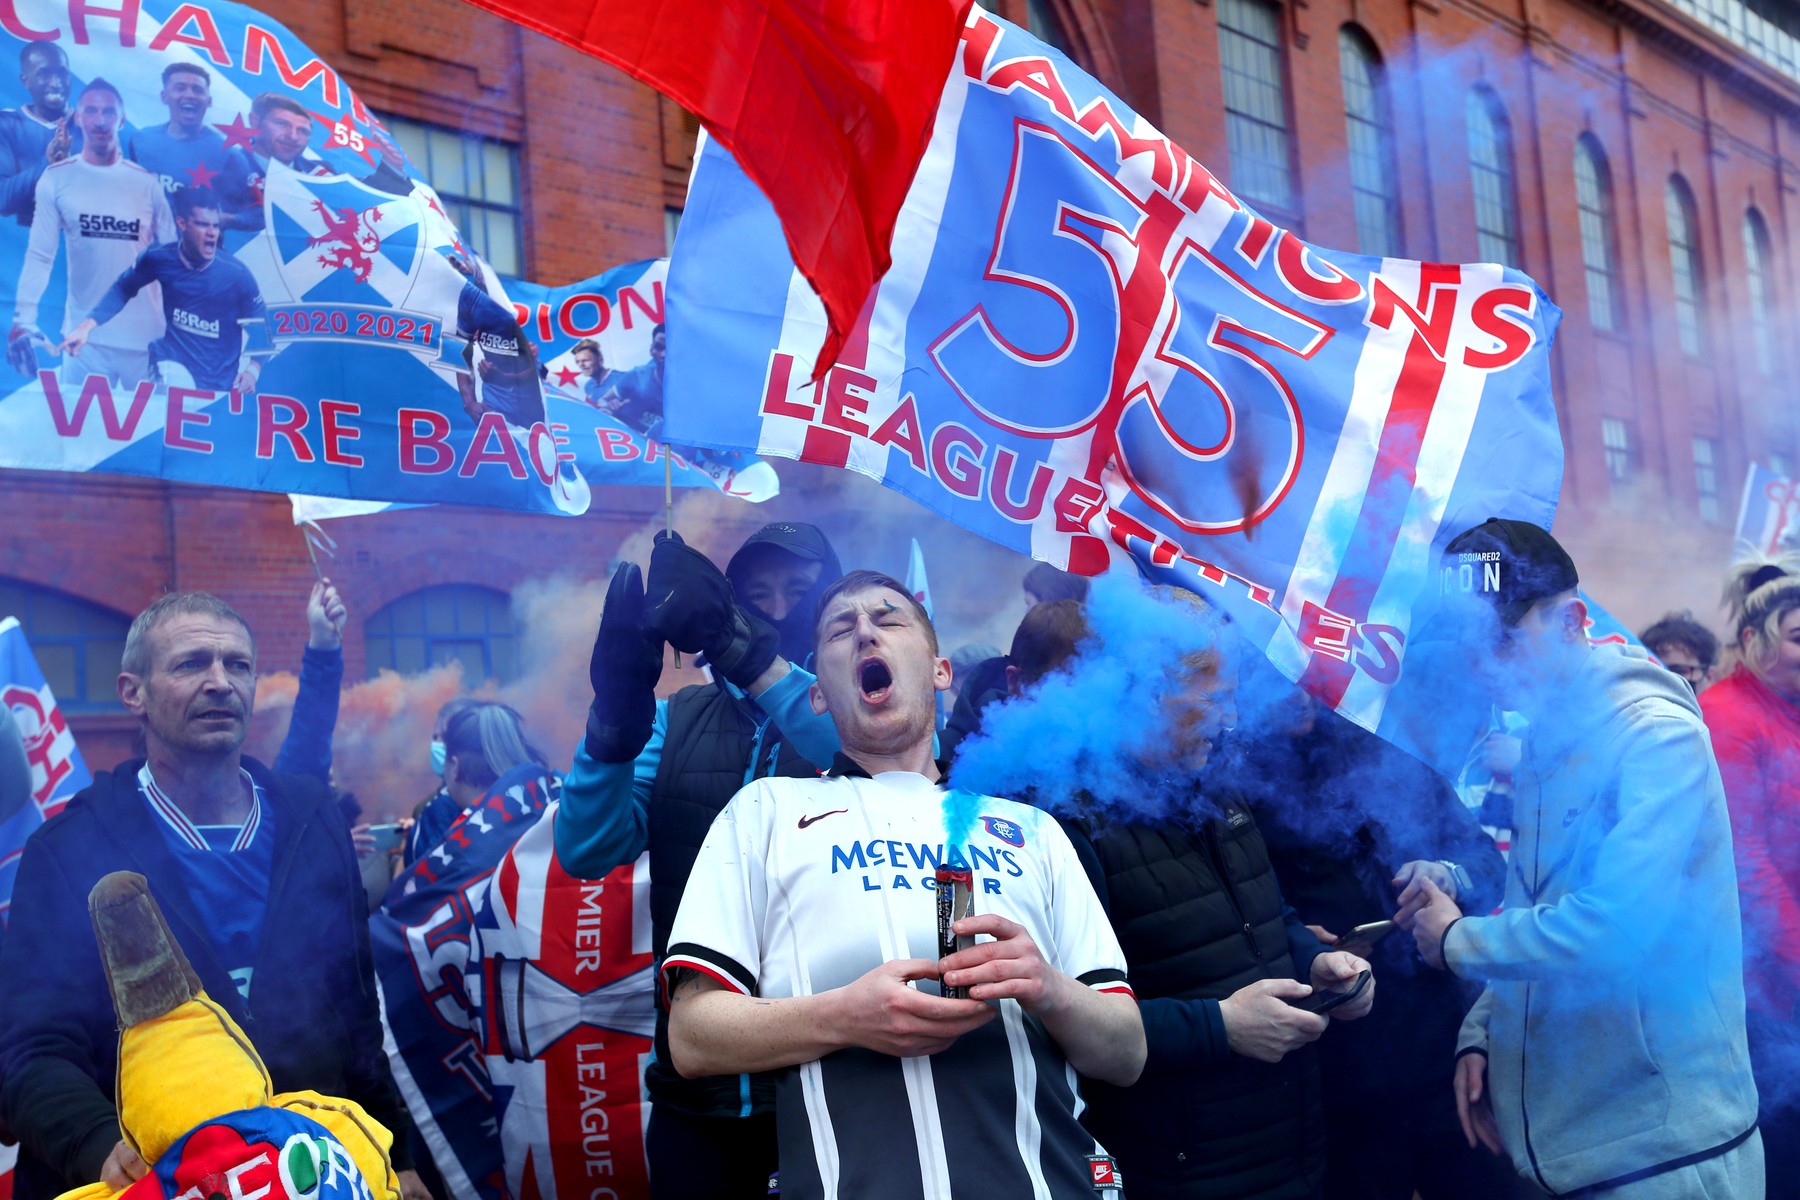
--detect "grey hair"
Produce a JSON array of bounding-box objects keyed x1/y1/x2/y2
[
  {"x1": 443, "y1": 702, "x2": 545, "y2": 790},
  {"x1": 120, "y1": 592, "x2": 255, "y2": 676}
]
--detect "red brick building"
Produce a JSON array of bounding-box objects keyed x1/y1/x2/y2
[{"x1": 5, "y1": 0, "x2": 1795, "y2": 782}]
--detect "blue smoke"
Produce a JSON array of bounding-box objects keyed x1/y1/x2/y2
[{"x1": 948, "y1": 572, "x2": 1230, "y2": 821}]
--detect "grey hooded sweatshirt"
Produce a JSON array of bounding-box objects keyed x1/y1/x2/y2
[{"x1": 1449, "y1": 642, "x2": 1758, "y2": 1195}]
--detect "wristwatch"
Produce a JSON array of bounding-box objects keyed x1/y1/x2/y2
[{"x1": 1437, "y1": 860, "x2": 1473, "y2": 898}]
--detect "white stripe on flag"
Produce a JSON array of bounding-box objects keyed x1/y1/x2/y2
[
  {"x1": 1273, "y1": 258, "x2": 1419, "y2": 679},
  {"x1": 1339, "y1": 263, "x2": 1499, "y2": 729}
]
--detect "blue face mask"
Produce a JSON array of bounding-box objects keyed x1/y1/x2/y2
[{"x1": 430, "y1": 739, "x2": 447, "y2": 776}]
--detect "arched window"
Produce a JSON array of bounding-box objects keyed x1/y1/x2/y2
[
  {"x1": 1573, "y1": 135, "x2": 1620, "y2": 331},
  {"x1": 1744, "y1": 207, "x2": 1775, "y2": 376},
  {"x1": 1665, "y1": 175, "x2": 1705, "y2": 357},
  {"x1": 0, "y1": 579, "x2": 129, "y2": 711},
  {"x1": 1339, "y1": 27, "x2": 1401, "y2": 257},
  {"x1": 1466, "y1": 87, "x2": 1521, "y2": 266},
  {"x1": 365, "y1": 585, "x2": 521, "y2": 684},
  {"x1": 1218, "y1": 0, "x2": 1298, "y2": 224}
]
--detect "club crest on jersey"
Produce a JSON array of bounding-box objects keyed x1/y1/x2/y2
[
  {"x1": 266, "y1": 167, "x2": 423, "y2": 306},
  {"x1": 981, "y1": 816, "x2": 1024, "y2": 847}
]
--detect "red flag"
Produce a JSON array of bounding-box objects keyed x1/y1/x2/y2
[{"x1": 463, "y1": 0, "x2": 970, "y2": 370}]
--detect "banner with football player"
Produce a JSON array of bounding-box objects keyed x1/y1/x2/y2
[
  {"x1": 0, "y1": 0, "x2": 777, "y2": 515},
  {"x1": 0, "y1": 615, "x2": 93, "y2": 925},
  {"x1": 662, "y1": 8, "x2": 1566, "y2": 756}
]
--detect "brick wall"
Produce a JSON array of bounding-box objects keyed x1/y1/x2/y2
[{"x1": 7, "y1": 0, "x2": 1798, "y2": 769}]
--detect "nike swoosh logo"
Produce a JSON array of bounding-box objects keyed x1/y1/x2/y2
[{"x1": 797, "y1": 809, "x2": 848, "y2": 829}]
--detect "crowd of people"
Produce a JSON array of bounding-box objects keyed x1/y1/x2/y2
[{"x1": 0, "y1": 518, "x2": 1795, "y2": 1200}]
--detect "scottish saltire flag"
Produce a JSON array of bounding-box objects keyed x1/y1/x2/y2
[
  {"x1": 0, "y1": 0, "x2": 774, "y2": 513},
  {"x1": 1735, "y1": 462, "x2": 1799, "y2": 557},
  {"x1": 0, "y1": 616, "x2": 92, "y2": 924},
  {"x1": 469, "y1": 817, "x2": 653, "y2": 1200},
  {"x1": 372, "y1": 765, "x2": 556, "y2": 1200},
  {"x1": 664, "y1": 8, "x2": 1563, "y2": 752}
]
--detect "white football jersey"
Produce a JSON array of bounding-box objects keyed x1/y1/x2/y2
[
  {"x1": 17, "y1": 155, "x2": 171, "y2": 347},
  {"x1": 666, "y1": 767, "x2": 1131, "y2": 1200}
]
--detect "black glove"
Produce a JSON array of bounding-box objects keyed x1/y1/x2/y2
[
  {"x1": 585, "y1": 562, "x2": 664, "y2": 763},
  {"x1": 643, "y1": 530, "x2": 780, "y2": 689}
]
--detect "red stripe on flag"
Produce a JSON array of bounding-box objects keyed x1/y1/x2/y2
[
  {"x1": 802, "y1": 424, "x2": 853, "y2": 468},
  {"x1": 1300, "y1": 326, "x2": 1449, "y2": 708},
  {"x1": 456, "y1": 0, "x2": 970, "y2": 375}
]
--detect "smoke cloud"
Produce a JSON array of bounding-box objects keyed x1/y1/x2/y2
[
  {"x1": 949, "y1": 574, "x2": 1230, "y2": 824},
  {"x1": 244, "y1": 459, "x2": 1048, "y2": 819}
]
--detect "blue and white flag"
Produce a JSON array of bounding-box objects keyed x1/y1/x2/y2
[
  {"x1": 371, "y1": 764, "x2": 555, "y2": 1200},
  {"x1": 906, "y1": 537, "x2": 934, "y2": 621},
  {"x1": 664, "y1": 8, "x2": 1564, "y2": 751},
  {"x1": 0, "y1": 0, "x2": 775, "y2": 512},
  {"x1": 0, "y1": 615, "x2": 92, "y2": 923},
  {"x1": 1735, "y1": 462, "x2": 1798, "y2": 558}
]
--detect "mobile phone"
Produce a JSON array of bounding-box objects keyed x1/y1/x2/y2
[
  {"x1": 366, "y1": 822, "x2": 404, "y2": 856},
  {"x1": 1287, "y1": 968, "x2": 1372, "y2": 1014},
  {"x1": 1347, "y1": 920, "x2": 1396, "y2": 945}
]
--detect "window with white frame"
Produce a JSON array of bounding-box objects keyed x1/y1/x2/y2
[
  {"x1": 1467, "y1": 87, "x2": 1521, "y2": 266},
  {"x1": 1218, "y1": 0, "x2": 1299, "y2": 225},
  {"x1": 1574, "y1": 135, "x2": 1620, "y2": 331},
  {"x1": 1339, "y1": 27, "x2": 1402, "y2": 258},
  {"x1": 1665, "y1": 176, "x2": 1706, "y2": 358},
  {"x1": 386, "y1": 115, "x2": 524, "y2": 277},
  {"x1": 1603, "y1": 417, "x2": 1634, "y2": 483},
  {"x1": 1694, "y1": 436, "x2": 1721, "y2": 523}
]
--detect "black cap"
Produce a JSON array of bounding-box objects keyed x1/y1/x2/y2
[
  {"x1": 725, "y1": 522, "x2": 843, "y2": 670},
  {"x1": 1440, "y1": 518, "x2": 1579, "y2": 627},
  {"x1": 726, "y1": 522, "x2": 836, "y2": 581}
]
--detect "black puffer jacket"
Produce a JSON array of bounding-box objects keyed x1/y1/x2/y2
[
  {"x1": 1062, "y1": 785, "x2": 1327, "y2": 1200},
  {"x1": 642, "y1": 680, "x2": 820, "y2": 1116},
  {"x1": 639, "y1": 521, "x2": 842, "y2": 1120},
  {"x1": 0, "y1": 759, "x2": 409, "y2": 1200},
  {"x1": 1224, "y1": 714, "x2": 1503, "y2": 1112}
]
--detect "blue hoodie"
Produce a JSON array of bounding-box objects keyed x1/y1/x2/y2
[{"x1": 1449, "y1": 642, "x2": 1758, "y2": 1194}]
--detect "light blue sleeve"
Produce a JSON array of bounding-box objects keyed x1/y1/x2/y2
[
  {"x1": 554, "y1": 699, "x2": 667, "y2": 879},
  {"x1": 754, "y1": 666, "x2": 840, "y2": 769}
]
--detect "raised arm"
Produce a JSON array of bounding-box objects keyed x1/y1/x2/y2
[
  {"x1": 554, "y1": 563, "x2": 663, "y2": 878},
  {"x1": 273, "y1": 579, "x2": 346, "y2": 784}
]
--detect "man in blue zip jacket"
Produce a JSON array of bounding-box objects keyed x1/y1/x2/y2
[
  {"x1": 0, "y1": 592, "x2": 426, "y2": 1200},
  {"x1": 559, "y1": 522, "x2": 842, "y2": 1197}
]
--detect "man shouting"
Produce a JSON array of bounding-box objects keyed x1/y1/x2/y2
[{"x1": 664, "y1": 569, "x2": 1145, "y2": 1199}]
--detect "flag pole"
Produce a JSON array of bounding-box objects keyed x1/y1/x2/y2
[
  {"x1": 664, "y1": 449, "x2": 681, "y2": 668},
  {"x1": 302, "y1": 526, "x2": 325, "y2": 583}
]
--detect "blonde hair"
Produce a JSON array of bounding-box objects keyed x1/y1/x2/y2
[{"x1": 1723, "y1": 550, "x2": 1800, "y2": 673}]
